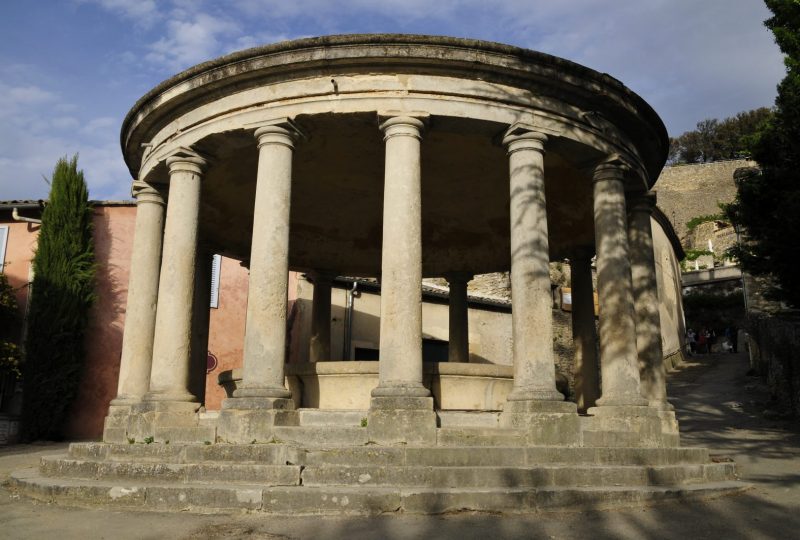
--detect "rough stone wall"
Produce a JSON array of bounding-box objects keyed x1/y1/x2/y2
[
  {"x1": 748, "y1": 314, "x2": 800, "y2": 418},
  {"x1": 653, "y1": 159, "x2": 755, "y2": 242}
]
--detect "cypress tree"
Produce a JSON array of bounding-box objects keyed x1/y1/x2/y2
[
  {"x1": 726, "y1": 1, "x2": 800, "y2": 308},
  {"x1": 22, "y1": 155, "x2": 95, "y2": 440}
]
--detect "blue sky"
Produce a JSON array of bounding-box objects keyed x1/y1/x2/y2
[{"x1": 0, "y1": 0, "x2": 786, "y2": 201}]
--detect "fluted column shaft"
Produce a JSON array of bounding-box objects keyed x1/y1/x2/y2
[
  {"x1": 592, "y1": 161, "x2": 648, "y2": 407},
  {"x1": 111, "y1": 181, "x2": 166, "y2": 405},
  {"x1": 309, "y1": 271, "x2": 333, "y2": 363},
  {"x1": 236, "y1": 122, "x2": 300, "y2": 398},
  {"x1": 446, "y1": 273, "x2": 472, "y2": 363},
  {"x1": 372, "y1": 116, "x2": 428, "y2": 397},
  {"x1": 503, "y1": 126, "x2": 562, "y2": 401},
  {"x1": 628, "y1": 193, "x2": 672, "y2": 409},
  {"x1": 571, "y1": 251, "x2": 600, "y2": 412},
  {"x1": 146, "y1": 154, "x2": 206, "y2": 403}
]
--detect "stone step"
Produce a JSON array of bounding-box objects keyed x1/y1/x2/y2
[
  {"x1": 582, "y1": 430, "x2": 681, "y2": 448},
  {"x1": 67, "y1": 442, "x2": 712, "y2": 467},
  {"x1": 68, "y1": 443, "x2": 301, "y2": 465},
  {"x1": 297, "y1": 409, "x2": 367, "y2": 427},
  {"x1": 300, "y1": 463, "x2": 736, "y2": 488},
  {"x1": 272, "y1": 426, "x2": 370, "y2": 447},
  {"x1": 40, "y1": 456, "x2": 302, "y2": 485},
  {"x1": 9, "y1": 467, "x2": 749, "y2": 515},
  {"x1": 436, "y1": 427, "x2": 526, "y2": 446}
]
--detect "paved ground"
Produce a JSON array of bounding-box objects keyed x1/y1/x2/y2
[{"x1": 1, "y1": 351, "x2": 798, "y2": 539}]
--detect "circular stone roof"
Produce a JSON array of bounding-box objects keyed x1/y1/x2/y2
[{"x1": 120, "y1": 34, "x2": 669, "y2": 276}]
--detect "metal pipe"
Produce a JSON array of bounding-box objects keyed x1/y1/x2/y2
[
  {"x1": 11, "y1": 207, "x2": 42, "y2": 224},
  {"x1": 342, "y1": 281, "x2": 358, "y2": 360}
]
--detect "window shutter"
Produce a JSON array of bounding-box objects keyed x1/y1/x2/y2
[
  {"x1": 0, "y1": 226, "x2": 8, "y2": 272},
  {"x1": 210, "y1": 254, "x2": 221, "y2": 308}
]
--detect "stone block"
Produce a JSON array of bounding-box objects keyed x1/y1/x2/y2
[
  {"x1": 302, "y1": 447, "x2": 406, "y2": 466},
  {"x1": 102, "y1": 427, "x2": 129, "y2": 444},
  {"x1": 498, "y1": 400, "x2": 581, "y2": 446},
  {"x1": 272, "y1": 426, "x2": 369, "y2": 447},
  {"x1": 146, "y1": 486, "x2": 264, "y2": 512},
  {"x1": 183, "y1": 444, "x2": 300, "y2": 465},
  {"x1": 405, "y1": 446, "x2": 527, "y2": 467},
  {"x1": 369, "y1": 396, "x2": 433, "y2": 410},
  {"x1": 261, "y1": 486, "x2": 402, "y2": 515},
  {"x1": 583, "y1": 405, "x2": 668, "y2": 447},
  {"x1": 184, "y1": 463, "x2": 301, "y2": 485},
  {"x1": 436, "y1": 427, "x2": 525, "y2": 447},
  {"x1": 216, "y1": 409, "x2": 300, "y2": 443},
  {"x1": 221, "y1": 397, "x2": 295, "y2": 411},
  {"x1": 154, "y1": 426, "x2": 216, "y2": 444},
  {"x1": 302, "y1": 465, "x2": 433, "y2": 487},
  {"x1": 367, "y1": 408, "x2": 436, "y2": 445}
]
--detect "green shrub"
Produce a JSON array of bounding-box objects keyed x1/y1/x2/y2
[{"x1": 21, "y1": 156, "x2": 95, "y2": 441}]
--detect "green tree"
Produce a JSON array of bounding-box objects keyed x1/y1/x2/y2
[
  {"x1": 22, "y1": 156, "x2": 95, "y2": 440},
  {"x1": 725, "y1": 0, "x2": 800, "y2": 308},
  {"x1": 669, "y1": 107, "x2": 772, "y2": 164}
]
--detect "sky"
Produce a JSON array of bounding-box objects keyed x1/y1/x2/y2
[{"x1": 0, "y1": 0, "x2": 786, "y2": 201}]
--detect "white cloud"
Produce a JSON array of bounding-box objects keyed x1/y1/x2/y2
[
  {"x1": 77, "y1": 0, "x2": 161, "y2": 23},
  {"x1": 145, "y1": 12, "x2": 241, "y2": 70}
]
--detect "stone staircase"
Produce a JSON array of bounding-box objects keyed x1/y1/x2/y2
[{"x1": 9, "y1": 422, "x2": 745, "y2": 515}]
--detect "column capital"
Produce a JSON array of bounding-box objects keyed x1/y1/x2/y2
[
  {"x1": 628, "y1": 191, "x2": 658, "y2": 215},
  {"x1": 501, "y1": 123, "x2": 548, "y2": 154},
  {"x1": 253, "y1": 118, "x2": 306, "y2": 149},
  {"x1": 131, "y1": 180, "x2": 165, "y2": 206},
  {"x1": 443, "y1": 271, "x2": 474, "y2": 284},
  {"x1": 570, "y1": 245, "x2": 596, "y2": 261},
  {"x1": 593, "y1": 154, "x2": 633, "y2": 183},
  {"x1": 378, "y1": 113, "x2": 428, "y2": 140},
  {"x1": 166, "y1": 147, "x2": 208, "y2": 175},
  {"x1": 307, "y1": 270, "x2": 337, "y2": 284}
]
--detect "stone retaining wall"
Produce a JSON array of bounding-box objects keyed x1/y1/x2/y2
[{"x1": 749, "y1": 314, "x2": 800, "y2": 418}]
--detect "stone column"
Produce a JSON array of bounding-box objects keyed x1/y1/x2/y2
[
  {"x1": 372, "y1": 115, "x2": 428, "y2": 398},
  {"x1": 445, "y1": 272, "x2": 472, "y2": 363},
  {"x1": 498, "y1": 124, "x2": 577, "y2": 444},
  {"x1": 110, "y1": 181, "x2": 166, "y2": 407},
  {"x1": 628, "y1": 192, "x2": 673, "y2": 411},
  {"x1": 235, "y1": 120, "x2": 301, "y2": 399},
  {"x1": 368, "y1": 114, "x2": 436, "y2": 445},
  {"x1": 502, "y1": 125, "x2": 563, "y2": 402},
  {"x1": 309, "y1": 271, "x2": 333, "y2": 363},
  {"x1": 218, "y1": 119, "x2": 302, "y2": 442},
  {"x1": 571, "y1": 249, "x2": 600, "y2": 413},
  {"x1": 145, "y1": 152, "x2": 207, "y2": 405},
  {"x1": 590, "y1": 160, "x2": 649, "y2": 408}
]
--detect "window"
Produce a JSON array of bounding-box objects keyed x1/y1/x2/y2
[
  {"x1": 0, "y1": 226, "x2": 8, "y2": 272},
  {"x1": 209, "y1": 254, "x2": 221, "y2": 308}
]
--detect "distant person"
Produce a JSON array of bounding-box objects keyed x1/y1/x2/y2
[
  {"x1": 697, "y1": 329, "x2": 708, "y2": 354},
  {"x1": 725, "y1": 326, "x2": 738, "y2": 353},
  {"x1": 687, "y1": 329, "x2": 697, "y2": 355}
]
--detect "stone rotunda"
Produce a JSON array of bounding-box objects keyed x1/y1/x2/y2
[{"x1": 12, "y1": 35, "x2": 743, "y2": 514}]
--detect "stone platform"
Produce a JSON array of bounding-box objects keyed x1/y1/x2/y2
[{"x1": 10, "y1": 419, "x2": 745, "y2": 515}]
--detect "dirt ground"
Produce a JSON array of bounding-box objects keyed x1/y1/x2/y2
[{"x1": 1, "y1": 351, "x2": 798, "y2": 539}]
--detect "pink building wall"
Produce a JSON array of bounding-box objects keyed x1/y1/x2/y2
[{"x1": 3, "y1": 204, "x2": 260, "y2": 439}]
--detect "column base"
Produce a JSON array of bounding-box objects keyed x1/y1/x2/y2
[
  {"x1": 233, "y1": 386, "x2": 292, "y2": 399},
  {"x1": 120, "y1": 400, "x2": 213, "y2": 444},
  {"x1": 583, "y1": 405, "x2": 677, "y2": 447},
  {"x1": 217, "y1": 397, "x2": 299, "y2": 443},
  {"x1": 595, "y1": 393, "x2": 649, "y2": 407},
  {"x1": 499, "y1": 400, "x2": 580, "y2": 446},
  {"x1": 370, "y1": 382, "x2": 430, "y2": 398},
  {"x1": 367, "y1": 396, "x2": 436, "y2": 445},
  {"x1": 507, "y1": 386, "x2": 565, "y2": 402}
]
